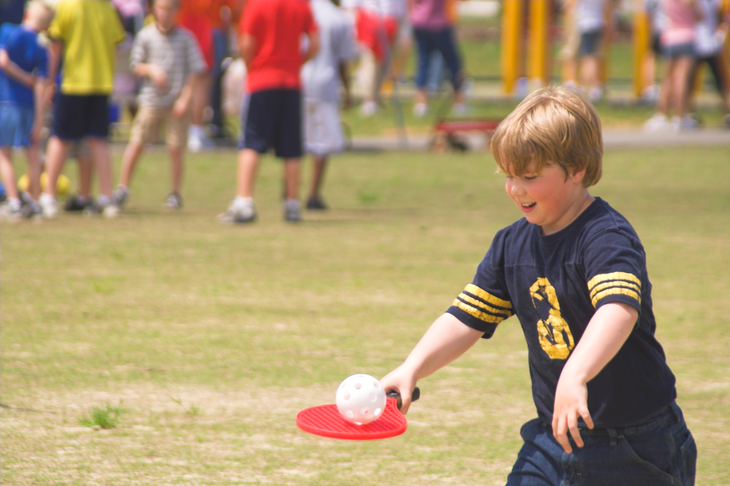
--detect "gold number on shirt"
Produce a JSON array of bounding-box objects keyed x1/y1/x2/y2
[{"x1": 529, "y1": 278, "x2": 575, "y2": 360}]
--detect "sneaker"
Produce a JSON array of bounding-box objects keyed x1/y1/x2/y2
[
  {"x1": 188, "y1": 128, "x2": 215, "y2": 152},
  {"x1": 64, "y1": 194, "x2": 92, "y2": 212},
  {"x1": 452, "y1": 102, "x2": 471, "y2": 116},
  {"x1": 217, "y1": 200, "x2": 257, "y2": 224},
  {"x1": 0, "y1": 202, "x2": 22, "y2": 220},
  {"x1": 360, "y1": 101, "x2": 379, "y2": 117},
  {"x1": 112, "y1": 185, "x2": 129, "y2": 208},
  {"x1": 678, "y1": 114, "x2": 699, "y2": 130},
  {"x1": 21, "y1": 201, "x2": 42, "y2": 220},
  {"x1": 40, "y1": 194, "x2": 58, "y2": 219},
  {"x1": 83, "y1": 202, "x2": 119, "y2": 218},
  {"x1": 643, "y1": 113, "x2": 669, "y2": 132},
  {"x1": 284, "y1": 200, "x2": 301, "y2": 222},
  {"x1": 306, "y1": 196, "x2": 328, "y2": 211},
  {"x1": 163, "y1": 192, "x2": 183, "y2": 210},
  {"x1": 413, "y1": 103, "x2": 429, "y2": 118}
]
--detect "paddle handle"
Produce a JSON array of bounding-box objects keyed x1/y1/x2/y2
[{"x1": 387, "y1": 386, "x2": 420, "y2": 411}]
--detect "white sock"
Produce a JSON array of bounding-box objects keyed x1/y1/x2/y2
[
  {"x1": 8, "y1": 198, "x2": 21, "y2": 211},
  {"x1": 233, "y1": 196, "x2": 254, "y2": 211},
  {"x1": 284, "y1": 199, "x2": 300, "y2": 210},
  {"x1": 97, "y1": 195, "x2": 111, "y2": 207},
  {"x1": 40, "y1": 193, "x2": 55, "y2": 205}
]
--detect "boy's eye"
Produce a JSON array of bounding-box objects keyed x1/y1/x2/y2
[{"x1": 524, "y1": 175, "x2": 537, "y2": 181}]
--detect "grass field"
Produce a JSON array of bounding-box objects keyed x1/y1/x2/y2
[{"x1": 2, "y1": 143, "x2": 730, "y2": 485}]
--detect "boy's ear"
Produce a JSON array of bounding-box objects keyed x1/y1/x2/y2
[{"x1": 567, "y1": 166, "x2": 587, "y2": 184}]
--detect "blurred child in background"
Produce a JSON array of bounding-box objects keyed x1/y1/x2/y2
[
  {"x1": 301, "y1": 0, "x2": 356, "y2": 210},
  {"x1": 113, "y1": 0, "x2": 206, "y2": 211},
  {"x1": 40, "y1": 0, "x2": 126, "y2": 218},
  {"x1": 0, "y1": 0, "x2": 54, "y2": 219}
]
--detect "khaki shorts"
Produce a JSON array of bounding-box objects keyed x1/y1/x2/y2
[{"x1": 129, "y1": 105, "x2": 190, "y2": 148}]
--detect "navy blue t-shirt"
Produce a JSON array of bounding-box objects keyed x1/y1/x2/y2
[{"x1": 446, "y1": 198, "x2": 677, "y2": 427}]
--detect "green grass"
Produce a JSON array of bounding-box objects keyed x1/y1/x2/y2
[{"x1": 2, "y1": 144, "x2": 729, "y2": 484}]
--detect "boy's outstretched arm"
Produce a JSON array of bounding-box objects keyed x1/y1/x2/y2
[
  {"x1": 381, "y1": 313, "x2": 484, "y2": 414},
  {"x1": 552, "y1": 302, "x2": 638, "y2": 453}
]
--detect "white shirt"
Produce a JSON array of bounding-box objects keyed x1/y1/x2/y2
[{"x1": 302, "y1": 0, "x2": 356, "y2": 102}]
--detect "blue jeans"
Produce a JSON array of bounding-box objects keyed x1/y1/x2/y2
[
  {"x1": 507, "y1": 402, "x2": 696, "y2": 486},
  {"x1": 413, "y1": 27, "x2": 463, "y2": 93}
]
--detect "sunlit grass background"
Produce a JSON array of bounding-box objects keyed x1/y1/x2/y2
[{"x1": 2, "y1": 143, "x2": 729, "y2": 484}]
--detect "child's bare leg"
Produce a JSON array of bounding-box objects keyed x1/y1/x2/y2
[
  {"x1": 283, "y1": 158, "x2": 300, "y2": 201},
  {"x1": 657, "y1": 59, "x2": 675, "y2": 116},
  {"x1": 309, "y1": 155, "x2": 327, "y2": 199},
  {"x1": 169, "y1": 145, "x2": 183, "y2": 193},
  {"x1": 582, "y1": 55, "x2": 600, "y2": 91},
  {"x1": 44, "y1": 136, "x2": 71, "y2": 197},
  {"x1": 24, "y1": 144, "x2": 42, "y2": 200},
  {"x1": 0, "y1": 147, "x2": 19, "y2": 200},
  {"x1": 672, "y1": 56, "x2": 694, "y2": 117},
  {"x1": 77, "y1": 152, "x2": 94, "y2": 199},
  {"x1": 86, "y1": 137, "x2": 113, "y2": 198},
  {"x1": 236, "y1": 148, "x2": 260, "y2": 198},
  {"x1": 119, "y1": 140, "x2": 145, "y2": 188}
]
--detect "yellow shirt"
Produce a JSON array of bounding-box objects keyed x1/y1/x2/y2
[{"x1": 48, "y1": 0, "x2": 126, "y2": 94}]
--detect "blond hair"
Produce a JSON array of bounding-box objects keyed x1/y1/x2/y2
[
  {"x1": 25, "y1": 0, "x2": 55, "y2": 31},
  {"x1": 490, "y1": 86, "x2": 603, "y2": 187}
]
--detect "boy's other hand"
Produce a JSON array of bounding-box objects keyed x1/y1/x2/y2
[
  {"x1": 149, "y1": 65, "x2": 169, "y2": 89},
  {"x1": 172, "y1": 98, "x2": 188, "y2": 118},
  {"x1": 552, "y1": 374, "x2": 594, "y2": 454}
]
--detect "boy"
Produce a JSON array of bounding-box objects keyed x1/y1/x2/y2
[
  {"x1": 218, "y1": 0, "x2": 319, "y2": 224},
  {"x1": 381, "y1": 87, "x2": 696, "y2": 485},
  {"x1": 113, "y1": 0, "x2": 206, "y2": 211},
  {"x1": 301, "y1": 0, "x2": 355, "y2": 210},
  {"x1": 0, "y1": 0, "x2": 54, "y2": 219},
  {"x1": 40, "y1": 0, "x2": 126, "y2": 218}
]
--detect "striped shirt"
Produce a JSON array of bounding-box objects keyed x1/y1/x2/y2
[{"x1": 131, "y1": 24, "x2": 206, "y2": 108}]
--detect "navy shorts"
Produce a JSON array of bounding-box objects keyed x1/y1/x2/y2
[
  {"x1": 506, "y1": 402, "x2": 696, "y2": 486},
  {"x1": 579, "y1": 29, "x2": 604, "y2": 57},
  {"x1": 238, "y1": 88, "x2": 303, "y2": 159},
  {"x1": 52, "y1": 93, "x2": 110, "y2": 141}
]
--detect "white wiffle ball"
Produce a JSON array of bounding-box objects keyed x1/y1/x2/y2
[{"x1": 336, "y1": 374, "x2": 387, "y2": 425}]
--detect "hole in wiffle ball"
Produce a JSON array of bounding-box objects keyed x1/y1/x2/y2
[
  {"x1": 373, "y1": 381, "x2": 380, "y2": 388},
  {"x1": 374, "y1": 408, "x2": 382, "y2": 416},
  {"x1": 346, "y1": 410, "x2": 354, "y2": 418},
  {"x1": 344, "y1": 392, "x2": 351, "y2": 401},
  {"x1": 369, "y1": 393, "x2": 377, "y2": 402},
  {"x1": 354, "y1": 382, "x2": 362, "y2": 390},
  {"x1": 361, "y1": 407, "x2": 369, "y2": 415}
]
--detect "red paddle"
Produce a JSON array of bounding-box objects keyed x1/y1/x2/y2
[{"x1": 296, "y1": 387, "x2": 421, "y2": 440}]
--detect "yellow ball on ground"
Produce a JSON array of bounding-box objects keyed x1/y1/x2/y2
[{"x1": 17, "y1": 173, "x2": 71, "y2": 197}]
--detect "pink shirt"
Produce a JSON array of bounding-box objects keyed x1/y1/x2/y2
[
  {"x1": 661, "y1": 0, "x2": 698, "y2": 46},
  {"x1": 409, "y1": 0, "x2": 450, "y2": 30}
]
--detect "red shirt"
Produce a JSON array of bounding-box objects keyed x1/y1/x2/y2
[{"x1": 239, "y1": 0, "x2": 318, "y2": 93}]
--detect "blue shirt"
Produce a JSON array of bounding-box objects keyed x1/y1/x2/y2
[
  {"x1": 446, "y1": 198, "x2": 677, "y2": 427},
  {"x1": 0, "y1": 23, "x2": 48, "y2": 108}
]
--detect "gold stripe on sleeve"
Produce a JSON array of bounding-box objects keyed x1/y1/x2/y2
[
  {"x1": 464, "y1": 284, "x2": 512, "y2": 309},
  {"x1": 591, "y1": 288, "x2": 641, "y2": 308},
  {"x1": 589, "y1": 281, "x2": 641, "y2": 301},
  {"x1": 458, "y1": 293, "x2": 512, "y2": 318},
  {"x1": 587, "y1": 272, "x2": 641, "y2": 291},
  {"x1": 452, "y1": 299, "x2": 507, "y2": 324}
]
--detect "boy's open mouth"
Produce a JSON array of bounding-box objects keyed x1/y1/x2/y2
[{"x1": 522, "y1": 203, "x2": 536, "y2": 209}]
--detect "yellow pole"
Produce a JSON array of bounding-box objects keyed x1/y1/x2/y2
[
  {"x1": 501, "y1": 0, "x2": 524, "y2": 94},
  {"x1": 528, "y1": 0, "x2": 551, "y2": 89},
  {"x1": 633, "y1": 6, "x2": 650, "y2": 97}
]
